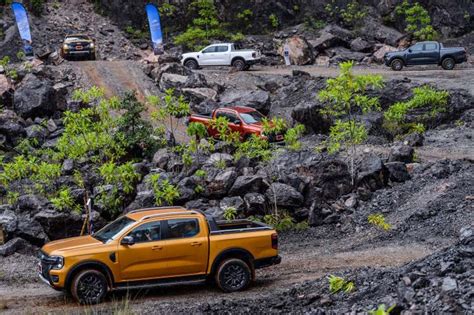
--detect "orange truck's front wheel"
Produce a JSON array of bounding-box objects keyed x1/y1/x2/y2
[{"x1": 70, "y1": 269, "x2": 108, "y2": 304}]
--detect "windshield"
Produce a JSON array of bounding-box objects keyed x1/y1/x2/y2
[
  {"x1": 93, "y1": 216, "x2": 135, "y2": 243},
  {"x1": 66, "y1": 36, "x2": 90, "y2": 42},
  {"x1": 240, "y1": 111, "x2": 264, "y2": 124}
]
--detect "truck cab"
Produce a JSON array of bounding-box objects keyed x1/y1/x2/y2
[{"x1": 38, "y1": 207, "x2": 280, "y2": 304}]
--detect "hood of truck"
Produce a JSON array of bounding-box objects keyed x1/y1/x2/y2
[{"x1": 42, "y1": 236, "x2": 103, "y2": 256}]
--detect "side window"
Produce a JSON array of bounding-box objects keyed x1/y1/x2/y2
[
  {"x1": 165, "y1": 219, "x2": 199, "y2": 239},
  {"x1": 126, "y1": 221, "x2": 161, "y2": 243},
  {"x1": 411, "y1": 44, "x2": 423, "y2": 51},
  {"x1": 217, "y1": 45, "x2": 229, "y2": 52},
  {"x1": 202, "y1": 46, "x2": 217, "y2": 53},
  {"x1": 424, "y1": 43, "x2": 437, "y2": 51},
  {"x1": 215, "y1": 111, "x2": 230, "y2": 121},
  {"x1": 226, "y1": 112, "x2": 238, "y2": 123}
]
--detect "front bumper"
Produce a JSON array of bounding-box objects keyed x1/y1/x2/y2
[{"x1": 254, "y1": 255, "x2": 282, "y2": 269}]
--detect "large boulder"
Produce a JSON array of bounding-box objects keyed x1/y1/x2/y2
[
  {"x1": 327, "y1": 46, "x2": 369, "y2": 63},
  {"x1": 229, "y1": 175, "x2": 264, "y2": 196},
  {"x1": 360, "y1": 17, "x2": 404, "y2": 47},
  {"x1": 357, "y1": 155, "x2": 389, "y2": 191},
  {"x1": 34, "y1": 209, "x2": 92, "y2": 241},
  {"x1": 220, "y1": 89, "x2": 271, "y2": 114},
  {"x1": 385, "y1": 162, "x2": 411, "y2": 182},
  {"x1": 278, "y1": 35, "x2": 314, "y2": 65},
  {"x1": 182, "y1": 88, "x2": 218, "y2": 104},
  {"x1": 0, "y1": 109, "x2": 25, "y2": 146},
  {"x1": 350, "y1": 37, "x2": 373, "y2": 52},
  {"x1": 389, "y1": 144, "x2": 414, "y2": 163},
  {"x1": 265, "y1": 183, "x2": 304, "y2": 208},
  {"x1": 206, "y1": 168, "x2": 238, "y2": 198},
  {"x1": 13, "y1": 73, "x2": 55, "y2": 119},
  {"x1": 308, "y1": 25, "x2": 353, "y2": 52},
  {"x1": 220, "y1": 196, "x2": 246, "y2": 214},
  {"x1": 0, "y1": 238, "x2": 34, "y2": 257},
  {"x1": 244, "y1": 193, "x2": 266, "y2": 215}
]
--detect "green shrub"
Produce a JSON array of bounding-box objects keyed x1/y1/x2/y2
[
  {"x1": 325, "y1": 0, "x2": 367, "y2": 28},
  {"x1": 223, "y1": 207, "x2": 237, "y2": 221},
  {"x1": 269, "y1": 14, "x2": 279, "y2": 29},
  {"x1": 395, "y1": 0, "x2": 438, "y2": 40},
  {"x1": 328, "y1": 275, "x2": 355, "y2": 294},
  {"x1": 384, "y1": 86, "x2": 449, "y2": 136},
  {"x1": 30, "y1": 0, "x2": 44, "y2": 16},
  {"x1": 368, "y1": 304, "x2": 396, "y2": 315},
  {"x1": 147, "y1": 174, "x2": 180, "y2": 206},
  {"x1": 175, "y1": 0, "x2": 230, "y2": 50},
  {"x1": 284, "y1": 124, "x2": 305, "y2": 151},
  {"x1": 368, "y1": 213, "x2": 392, "y2": 231},
  {"x1": 51, "y1": 187, "x2": 80, "y2": 213}
]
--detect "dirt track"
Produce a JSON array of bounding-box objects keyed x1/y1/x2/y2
[{"x1": 0, "y1": 230, "x2": 442, "y2": 314}]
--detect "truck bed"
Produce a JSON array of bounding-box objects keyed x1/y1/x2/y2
[{"x1": 207, "y1": 216, "x2": 272, "y2": 235}]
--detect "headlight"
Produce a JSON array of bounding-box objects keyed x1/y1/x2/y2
[
  {"x1": 50, "y1": 256, "x2": 64, "y2": 270},
  {"x1": 90, "y1": 42, "x2": 95, "y2": 49},
  {"x1": 63, "y1": 44, "x2": 69, "y2": 50}
]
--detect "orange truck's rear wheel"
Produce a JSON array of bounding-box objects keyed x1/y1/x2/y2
[{"x1": 215, "y1": 258, "x2": 252, "y2": 292}]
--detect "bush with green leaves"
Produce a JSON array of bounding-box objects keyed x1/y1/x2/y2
[
  {"x1": 318, "y1": 61, "x2": 384, "y2": 185},
  {"x1": 368, "y1": 213, "x2": 392, "y2": 231},
  {"x1": 30, "y1": 0, "x2": 44, "y2": 16},
  {"x1": 174, "y1": 0, "x2": 230, "y2": 50},
  {"x1": 147, "y1": 173, "x2": 180, "y2": 206},
  {"x1": 0, "y1": 87, "x2": 164, "y2": 218},
  {"x1": 384, "y1": 86, "x2": 449, "y2": 137},
  {"x1": 0, "y1": 56, "x2": 18, "y2": 81},
  {"x1": 328, "y1": 275, "x2": 355, "y2": 294},
  {"x1": 250, "y1": 213, "x2": 308, "y2": 232},
  {"x1": 223, "y1": 207, "x2": 237, "y2": 221},
  {"x1": 236, "y1": 9, "x2": 253, "y2": 32},
  {"x1": 50, "y1": 187, "x2": 81, "y2": 213},
  {"x1": 368, "y1": 304, "x2": 396, "y2": 315},
  {"x1": 325, "y1": 0, "x2": 367, "y2": 28},
  {"x1": 268, "y1": 14, "x2": 279, "y2": 29},
  {"x1": 395, "y1": 0, "x2": 438, "y2": 40}
]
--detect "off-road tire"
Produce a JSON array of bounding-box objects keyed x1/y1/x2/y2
[
  {"x1": 232, "y1": 59, "x2": 246, "y2": 71},
  {"x1": 441, "y1": 57, "x2": 455, "y2": 70},
  {"x1": 184, "y1": 59, "x2": 199, "y2": 70},
  {"x1": 90, "y1": 53, "x2": 96, "y2": 61},
  {"x1": 71, "y1": 269, "x2": 108, "y2": 304},
  {"x1": 390, "y1": 59, "x2": 403, "y2": 71},
  {"x1": 215, "y1": 258, "x2": 251, "y2": 293}
]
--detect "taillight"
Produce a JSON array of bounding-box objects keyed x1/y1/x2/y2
[{"x1": 271, "y1": 233, "x2": 278, "y2": 250}]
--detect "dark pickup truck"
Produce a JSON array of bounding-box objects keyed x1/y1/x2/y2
[{"x1": 384, "y1": 41, "x2": 467, "y2": 71}]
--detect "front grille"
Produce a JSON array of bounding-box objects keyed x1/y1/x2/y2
[{"x1": 38, "y1": 251, "x2": 53, "y2": 281}]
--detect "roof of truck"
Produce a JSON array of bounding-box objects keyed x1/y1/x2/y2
[
  {"x1": 221, "y1": 106, "x2": 257, "y2": 113},
  {"x1": 126, "y1": 207, "x2": 197, "y2": 221}
]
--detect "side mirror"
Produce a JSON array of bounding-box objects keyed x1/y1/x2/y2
[
  {"x1": 408, "y1": 49, "x2": 412, "y2": 53},
  {"x1": 121, "y1": 236, "x2": 135, "y2": 246},
  {"x1": 234, "y1": 119, "x2": 241, "y2": 125}
]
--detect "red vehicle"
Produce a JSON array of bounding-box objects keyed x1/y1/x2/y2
[{"x1": 188, "y1": 107, "x2": 285, "y2": 142}]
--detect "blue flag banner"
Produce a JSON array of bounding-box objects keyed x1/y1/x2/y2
[
  {"x1": 11, "y1": 2, "x2": 34, "y2": 56},
  {"x1": 145, "y1": 3, "x2": 164, "y2": 55}
]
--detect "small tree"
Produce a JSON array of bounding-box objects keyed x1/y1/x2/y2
[
  {"x1": 148, "y1": 89, "x2": 191, "y2": 146},
  {"x1": 318, "y1": 61, "x2": 384, "y2": 185}
]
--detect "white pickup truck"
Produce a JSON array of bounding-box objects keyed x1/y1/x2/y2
[{"x1": 181, "y1": 43, "x2": 261, "y2": 71}]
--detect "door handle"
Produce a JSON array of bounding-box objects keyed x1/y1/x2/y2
[
  {"x1": 190, "y1": 242, "x2": 202, "y2": 246},
  {"x1": 152, "y1": 245, "x2": 163, "y2": 250}
]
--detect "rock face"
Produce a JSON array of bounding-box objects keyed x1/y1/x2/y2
[
  {"x1": 265, "y1": 183, "x2": 304, "y2": 208},
  {"x1": 13, "y1": 74, "x2": 55, "y2": 119}
]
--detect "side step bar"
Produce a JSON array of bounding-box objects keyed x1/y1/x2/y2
[{"x1": 113, "y1": 276, "x2": 207, "y2": 291}]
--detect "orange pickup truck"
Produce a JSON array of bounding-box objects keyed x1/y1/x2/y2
[
  {"x1": 38, "y1": 207, "x2": 280, "y2": 304},
  {"x1": 188, "y1": 106, "x2": 285, "y2": 142}
]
